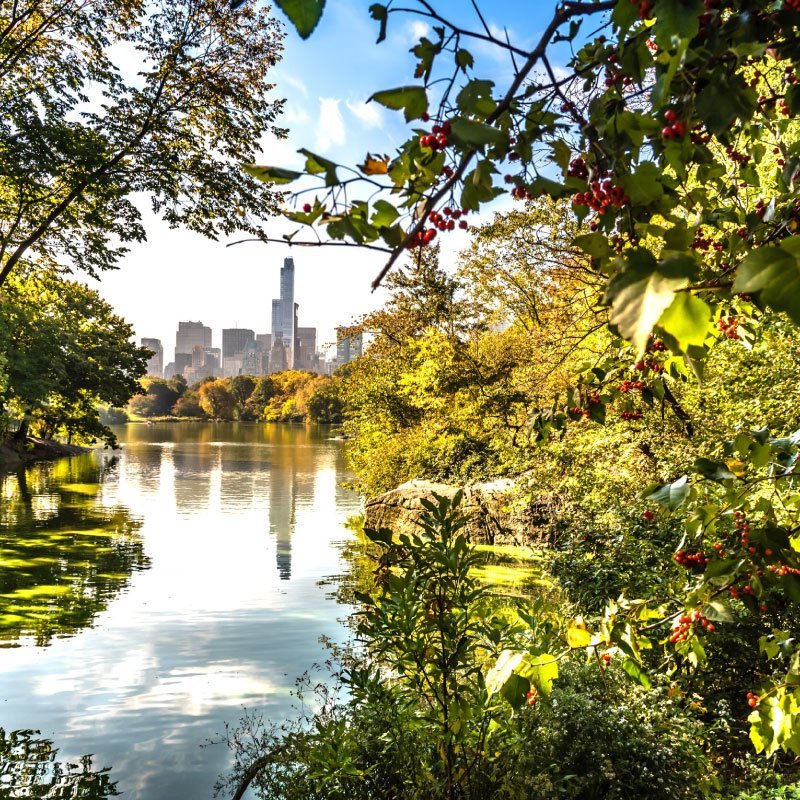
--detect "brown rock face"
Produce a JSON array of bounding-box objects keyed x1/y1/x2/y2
[{"x1": 364, "y1": 478, "x2": 540, "y2": 546}]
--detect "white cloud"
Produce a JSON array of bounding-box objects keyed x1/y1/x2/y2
[
  {"x1": 316, "y1": 97, "x2": 346, "y2": 151},
  {"x1": 408, "y1": 20, "x2": 430, "y2": 41},
  {"x1": 346, "y1": 99, "x2": 383, "y2": 129}
]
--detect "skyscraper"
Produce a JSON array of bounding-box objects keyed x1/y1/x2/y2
[
  {"x1": 222, "y1": 328, "x2": 255, "y2": 377},
  {"x1": 271, "y1": 257, "x2": 296, "y2": 368},
  {"x1": 336, "y1": 328, "x2": 363, "y2": 365},
  {"x1": 296, "y1": 327, "x2": 317, "y2": 370},
  {"x1": 141, "y1": 338, "x2": 163, "y2": 377},
  {"x1": 175, "y1": 321, "x2": 212, "y2": 361}
]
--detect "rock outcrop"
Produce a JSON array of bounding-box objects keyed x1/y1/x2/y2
[{"x1": 364, "y1": 478, "x2": 541, "y2": 546}]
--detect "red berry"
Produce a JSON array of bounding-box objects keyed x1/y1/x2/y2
[{"x1": 302, "y1": 203, "x2": 312, "y2": 213}]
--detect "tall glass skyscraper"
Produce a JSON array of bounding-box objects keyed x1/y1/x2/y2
[{"x1": 271, "y1": 257, "x2": 297, "y2": 368}]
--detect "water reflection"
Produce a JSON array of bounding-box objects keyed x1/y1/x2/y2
[
  {"x1": 0, "y1": 729, "x2": 119, "y2": 798},
  {"x1": 0, "y1": 423, "x2": 360, "y2": 800},
  {"x1": 0, "y1": 456, "x2": 148, "y2": 647}
]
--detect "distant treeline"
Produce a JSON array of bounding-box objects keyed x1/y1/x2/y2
[{"x1": 119, "y1": 371, "x2": 344, "y2": 424}]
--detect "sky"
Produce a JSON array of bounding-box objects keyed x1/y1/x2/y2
[{"x1": 94, "y1": 0, "x2": 564, "y2": 361}]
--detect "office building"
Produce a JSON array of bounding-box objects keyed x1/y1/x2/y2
[
  {"x1": 141, "y1": 338, "x2": 163, "y2": 377},
  {"x1": 222, "y1": 328, "x2": 255, "y2": 377},
  {"x1": 271, "y1": 257, "x2": 297, "y2": 368},
  {"x1": 295, "y1": 327, "x2": 317, "y2": 371},
  {"x1": 175, "y1": 321, "x2": 212, "y2": 362},
  {"x1": 336, "y1": 328, "x2": 363, "y2": 365}
]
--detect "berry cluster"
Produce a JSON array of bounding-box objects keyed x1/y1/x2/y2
[
  {"x1": 428, "y1": 207, "x2": 468, "y2": 232},
  {"x1": 526, "y1": 688, "x2": 539, "y2": 707},
  {"x1": 600, "y1": 652, "x2": 611, "y2": 665},
  {"x1": 618, "y1": 379, "x2": 645, "y2": 393},
  {"x1": 646, "y1": 338, "x2": 667, "y2": 354},
  {"x1": 420, "y1": 121, "x2": 451, "y2": 151},
  {"x1": 746, "y1": 691, "x2": 760, "y2": 709},
  {"x1": 736, "y1": 511, "x2": 750, "y2": 549},
  {"x1": 572, "y1": 179, "x2": 629, "y2": 213},
  {"x1": 643, "y1": 508, "x2": 655, "y2": 522},
  {"x1": 569, "y1": 407, "x2": 590, "y2": 418},
  {"x1": 620, "y1": 410, "x2": 643, "y2": 421},
  {"x1": 661, "y1": 110, "x2": 687, "y2": 141},
  {"x1": 406, "y1": 227, "x2": 438, "y2": 249},
  {"x1": 717, "y1": 315, "x2": 741, "y2": 339},
  {"x1": 691, "y1": 228, "x2": 724, "y2": 251},
  {"x1": 675, "y1": 550, "x2": 710, "y2": 571},
  {"x1": 767, "y1": 563, "x2": 800, "y2": 578},
  {"x1": 730, "y1": 583, "x2": 757, "y2": 599},
  {"x1": 634, "y1": 357, "x2": 665, "y2": 373},
  {"x1": 725, "y1": 145, "x2": 751, "y2": 166},
  {"x1": 567, "y1": 157, "x2": 589, "y2": 180},
  {"x1": 670, "y1": 611, "x2": 714, "y2": 644},
  {"x1": 510, "y1": 185, "x2": 534, "y2": 200}
]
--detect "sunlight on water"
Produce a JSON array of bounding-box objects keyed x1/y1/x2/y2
[{"x1": 0, "y1": 423, "x2": 360, "y2": 799}]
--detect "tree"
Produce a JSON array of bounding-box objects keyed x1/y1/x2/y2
[
  {"x1": 199, "y1": 379, "x2": 236, "y2": 419},
  {"x1": 230, "y1": 375, "x2": 256, "y2": 407},
  {"x1": 242, "y1": 0, "x2": 800, "y2": 763},
  {"x1": 0, "y1": 267, "x2": 149, "y2": 445},
  {"x1": 0, "y1": 0, "x2": 285, "y2": 286}
]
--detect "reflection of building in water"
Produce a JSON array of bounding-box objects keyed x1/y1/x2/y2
[
  {"x1": 172, "y1": 443, "x2": 215, "y2": 514},
  {"x1": 267, "y1": 428, "x2": 318, "y2": 581}
]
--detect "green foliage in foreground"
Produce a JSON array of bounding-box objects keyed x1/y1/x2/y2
[{"x1": 218, "y1": 495, "x2": 725, "y2": 800}]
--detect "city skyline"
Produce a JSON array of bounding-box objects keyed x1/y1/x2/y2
[{"x1": 146, "y1": 255, "x2": 362, "y2": 380}]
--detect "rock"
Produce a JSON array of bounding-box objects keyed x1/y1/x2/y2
[{"x1": 364, "y1": 478, "x2": 540, "y2": 546}]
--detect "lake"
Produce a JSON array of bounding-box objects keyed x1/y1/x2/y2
[{"x1": 0, "y1": 423, "x2": 361, "y2": 798}]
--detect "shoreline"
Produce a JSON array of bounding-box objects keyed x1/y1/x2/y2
[{"x1": 0, "y1": 437, "x2": 92, "y2": 474}]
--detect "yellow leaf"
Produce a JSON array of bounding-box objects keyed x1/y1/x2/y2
[
  {"x1": 567, "y1": 622, "x2": 592, "y2": 649},
  {"x1": 359, "y1": 153, "x2": 390, "y2": 175}
]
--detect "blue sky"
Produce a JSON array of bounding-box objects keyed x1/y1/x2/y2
[{"x1": 97, "y1": 0, "x2": 567, "y2": 360}]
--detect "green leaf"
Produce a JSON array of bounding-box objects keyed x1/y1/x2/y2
[
  {"x1": 604, "y1": 250, "x2": 694, "y2": 353},
  {"x1": 693, "y1": 458, "x2": 735, "y2": 482},
  {"x1": 243, "y1": 164, "x2": 303, "y2": 185},
  {"x1": 448, "y1": 117, "x2": 505, "y2": 148},
  {"x1": 733, "y1": 242, "x2": 800, "y2": 326},
  {"x1": 456, "y1": 80, "x2": 497, "y2": 118},
  {"x1": 621, "y1": 162, "x2": 664, "y2": 205},
  {"x1": 364, "y1": 527, "x2": 393, "y2": 546},
  {"x1": 274, "y1": 0, "x2": 325, "y2": 39},
  {"x1": 456, "y1": 48, "x2": 474, "y2": 72},
  {"x1": 369, "y1": 86, "x2": 428, "y2": 122},
  {"x1": 703, "y1": 599, "x2": 734, "y2": 623},
  {"x1": 500, "y1": 673, "x2": 531, "y2": 710},
  {"x1": 652, "y1": 0, "x2": 702, "y2": 43},
  {"x1": 657, "y1": 292, "x2": 712, "y2": 352},
  {"x1": 371, "y1": 199, "x2": 399, "y2": 228},
  {"x1": 621, "y1": 657, "x2": 651, "y2": 689},
  {"x1": 298, "y1": 148, "x2": 339, "y2": 186},
  {"x1": 369, "y1": 3, "x2": 388, "y2": 43},
  {"x1": 643, "y1": 474, "x2": 689, "y2": 510},
  {"x1": 574, "y1": 232, "x2": 611, "y2": 259},
  {"x1": 485, "y1": 649, "x2": 523, "y2": 694},
  {"x1": 528, "y1": 654, "x2": 559, "y2": 695},
  {"x1": 696, "y1": 74, "x2": 757, "y2": 134}
]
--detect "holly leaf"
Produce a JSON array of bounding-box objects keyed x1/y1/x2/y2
[
  {"x1": 274, "y1": 0, "x2": 325, "y2": 39},
  {"x1": 243, "y1": 164, "x2": 303, "y2": 184},
  {"x1": 604, "y1": 250, "x2": 694, "y2": 353},
  {"x1": 369, "y1": 86, "x2": 428, "y2": 122}
]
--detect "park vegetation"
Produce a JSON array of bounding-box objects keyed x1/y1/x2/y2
[
  {"x1": 126, "y1": 370, "x2": 345, "y2": 425},
  {"x1": 222, "y1": 0, "x2": 800, "y2": 796}
]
